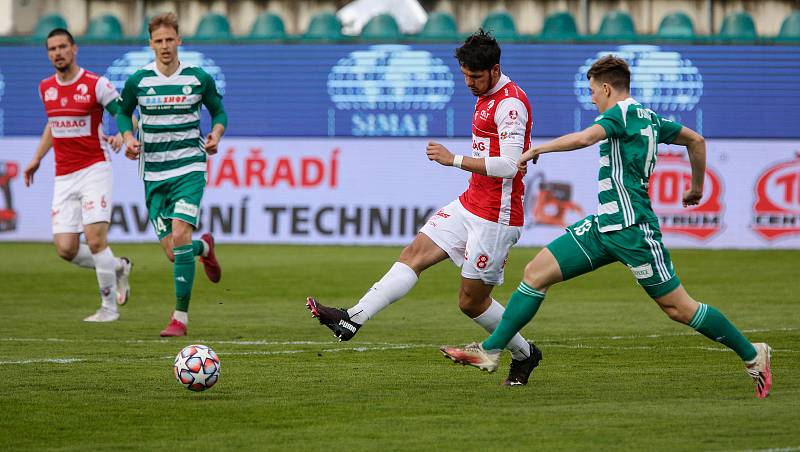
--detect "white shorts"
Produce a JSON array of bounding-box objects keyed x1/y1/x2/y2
[
  {"x1": 419, "y1": 199, "x2": 521, "y2": 285},
  {"x1": 51, "y1": 161, "x2": 113, "y2": 234}
]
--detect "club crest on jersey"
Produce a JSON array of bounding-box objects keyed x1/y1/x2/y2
[
  {"x1": 73, "y1": 83, "x2": 91, "y2": 103},
  {"x1": 182, "y1": 85, "x2": 192, "y2": 95},
  {"x1": 44, "y1": 87, "x2": 58, "y2": 102}
]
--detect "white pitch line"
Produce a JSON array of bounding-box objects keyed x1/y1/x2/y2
[{"x1": 0, "y1": 358, "x2": 84, "y2": 365}]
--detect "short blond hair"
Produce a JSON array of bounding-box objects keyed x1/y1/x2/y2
[{"x1": 148, "y1": 12, "x2": 179, "y2": 36}]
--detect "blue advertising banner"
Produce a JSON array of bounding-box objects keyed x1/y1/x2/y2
[{"x1": 0, "y1": 43, "x2": 798, "y2": 138}]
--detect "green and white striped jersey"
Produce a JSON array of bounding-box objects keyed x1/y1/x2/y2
[
  {"x1": 593, "y1": 98, "x2": 683, "y2": 233},
  {"x1": 118, "y1": 61, "x2": 225, "y2": 181}
]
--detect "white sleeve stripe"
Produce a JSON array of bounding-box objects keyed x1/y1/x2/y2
[{"x1": 95, "y1": 76, "x2": 120, "y2": 107}]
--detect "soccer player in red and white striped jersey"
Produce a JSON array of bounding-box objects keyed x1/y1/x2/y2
[
  {"x1": 307, "y1": 30, "x2": 541, "y2": 386},
  {"x1": 23, "y1": 28, "x2": 132, "y2": 322}
]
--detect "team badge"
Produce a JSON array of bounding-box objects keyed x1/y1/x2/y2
[
  {"x1": 44, "y1": 87, "x2": 58, "y2": 102},
  {"x1": 182, "y1": 85, "x2": 192, "y2": 95}
]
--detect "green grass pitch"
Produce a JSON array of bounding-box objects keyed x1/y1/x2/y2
[{"x1": 0, "y1": 243, "x2": 798, "y2": 451}]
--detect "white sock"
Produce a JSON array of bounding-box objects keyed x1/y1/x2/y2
[
  {"x1": 347, "y1": 262, "x2": 418, "y2": 325},
  {"x1": 173, "y1": 310, "x2": 188, "y2": 324},
  {"x1": 92, "y1": 247, "x2": 118, "y2": 311},
  {"x1": 114, "y1": 257, "x2": 124, "y2": 272},
  {"x1": 70, "y1": 244, "x2": 95, "y2": 269},
  {"x1": 199, "y1": 239, "x2": 209, "y2": 257},
  {"x1": 472, "y1": 299, "x2": 530, "y2": 360}
]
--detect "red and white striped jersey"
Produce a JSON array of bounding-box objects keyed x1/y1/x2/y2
[
  {"x1": 459, "y1": 75, "x2": 532, "y2": 226},
  {"x1": 38, "y1": 68, "x2": 119, "y2": 176}
]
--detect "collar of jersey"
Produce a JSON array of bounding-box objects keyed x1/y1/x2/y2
[
  {"x1": 481, "y1": 73, "x2": 511, "y2": 98},
  {"x1": 55, "y1": 67, "x2": 85, "y2": 86}
]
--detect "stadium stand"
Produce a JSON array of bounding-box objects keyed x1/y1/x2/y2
[
  {"x1": 657, "y1": 11, "x2": 695, "y2": 39},
  {"x1": 719, "y1": 11, "x2": 757, "y2": 40},
  {"x1": 416, "y1": 11, "x2": 458, "y2": 41},
  {"x1": 481, "y1": 11, "x2": 517, "y2": 40},
  {"x1": 84, "y1": 14, "x2": 124, "y2": 40},
  {"x1": 303, "y1": 11, "x2": 344, "y2": 41},
  {"x1": 539, "y1": 11, "x2": 578, "y2": 40},
  {"x1": 195, "y1": 12, "x2": 232, "y2": 40},
  {"x1": 249, "y1": 12, "x2": 287, "y2": 40},
  {"x1": 33, "y1": 13, "x2": 67, "y2": 38},
  {"x1": 361, "y1": 14, "x2": 402, "y2": 41},
  {"x1": 596, "y1": 10, "x2": 636, "y2": 39}
]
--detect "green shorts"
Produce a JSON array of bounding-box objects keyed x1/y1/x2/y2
[
  {"x1": 144, "y1": 171, "x2": 206, "y2": 240},
  {"x1": 546, "y1": 215, "x2": 681, "y2": 298}
]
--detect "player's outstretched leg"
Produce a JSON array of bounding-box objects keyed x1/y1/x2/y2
[
  {"x1": 83, "y1": 225, "x2": 120, "y2": 322},
  {"x1": 655, "y1": 285, "x2": 772, "y2": 398}
]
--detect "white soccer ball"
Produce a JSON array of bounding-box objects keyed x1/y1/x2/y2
[{"x1": 173, "y1": 344, "x2": 220, "y2": 392}]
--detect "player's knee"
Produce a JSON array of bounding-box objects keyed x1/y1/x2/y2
[
  {"x1": 523, "y1": 261, "x2": 552, "y2": 292},
  {"x1": 55, "y1": 245, "x2": 76, "y2": 261},
  {"x1": 85, "y1": 239, "x2": 106, "y2": 254}
]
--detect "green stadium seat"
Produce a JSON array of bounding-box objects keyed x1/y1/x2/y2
[
  {"x1": 304, "y1": 11, "x2": 343, "y2": 41},
  {"x1": 361, "y1": 14, "x2": 401, "y2": 41},
  {"x1": 34, "y1": 14, "x2": 68, "y2": 39},
  {"x1": 481, "y1": 11, "x2": 517, "y2": 40},
  {"x1": 417, "y1": 11, "x2": 458, "y2": 41},
  {"x1": 250, "y1": 12, "x2": 286, "y2": 40},
  {"x1": 539, "y1": 11, "x2": 578, "y2": 40},
  {"x1": 719, "y1": 11, "x2": 757, "y2": 40},
  {"x1": 778, "y1": 11, "x2": 800, "y2": 40},
  {"x1": 596, "y1": 10, "x2": 636, "y2": 39},
  {"x1": 657, "y1": 11, "x2": 695, "y2": 39},
  {"x1": 195, "y1": 12, "x2": 232, "y2": 40},
  {"x1": 84, "y1": 14, "x2": 124, "y2": 40}
]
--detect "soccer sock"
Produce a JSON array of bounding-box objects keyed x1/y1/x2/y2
[
  {"x1": 173, "y1": 310, "x2": 188, "y2": 325},
  {"x1": 91, "y1": 247, "x2": 118, "y2": 311},
  {"x1": 347, "y1": 262, "x2": 418, "y2": 325},
  {"x1": 70, "y1": 244, "x2": 95, "y2": 269},
  {"x1": 173, "y1": 245, "x2": 196, "y2": 315},
  {"x1": 482, "y1": 282, "x2": 545, "y2": 351},
  {"x1": 688, "y1": 303, "x2": 757, "y2": 362},
  {"x1": 472, "y1": 299, "x2": 531, "y2": 360},
  {"x1": 192, "y1": 239, "x2": 208, "y2": 257}
]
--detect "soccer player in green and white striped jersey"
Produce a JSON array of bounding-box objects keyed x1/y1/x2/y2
[
  {"x1": 116, "y1": 13, "x2": 227, "y2": 337},
  {"x1": 441, "y1": 55, "x2": 772, "y2": 398}
]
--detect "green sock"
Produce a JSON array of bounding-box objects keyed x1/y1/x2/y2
[
  {"x1": 482, "y1": 282, "x2": 545, "y2": 351},
  {"x1": 173, "y1": 245, "x2": 196, "y2": 313},
  {"x1": 191, "y1": 240, "x2": 204, "y2": 257},
  {"x1": 689, "y1": 303, "x2": 757, "y2": 361}
]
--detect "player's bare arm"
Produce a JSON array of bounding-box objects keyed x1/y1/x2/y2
[
  {"x1": 24, "y1": 124, "x2": 54, "y2": 186},
  {"x1": 104, "y1": 115, "x2": 138, "y2": 152},
  {"x1": 426, "y1": 141, "x2": 489, "y2": 175},
  {"x1": 519, "y1": 124, "x2": 607, "y2": 168},
  {"x1": 671, "y1": 126, "x2": 706, "y2": 207}
]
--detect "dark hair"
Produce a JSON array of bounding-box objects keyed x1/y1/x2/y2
[
  {"x1": 587, "y1": 55, "x2": 631, "y2": 91},
  {"x1": 149, "y1": 12, "x2": 180, "y2": 36},
  {"x1": 454, "y1": 29, "x2": 501, "y2": 71},
  {"x1": 46, "y1": 28, "x2": 75, "y2": 46}
]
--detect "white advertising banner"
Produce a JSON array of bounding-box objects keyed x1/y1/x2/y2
[{"x1": 0, "y1": 137, "x2": 798, "y2": 249}]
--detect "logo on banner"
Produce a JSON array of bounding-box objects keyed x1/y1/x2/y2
[
  {"x1": 523, "y1": 172, "x2": 584, "y2": 228},
  {"x1": 649, "y1": 152, "x2": 723, "y2": 240},
  {"x1": 752, "y1": 152, "x2": 800, "y2": 241},
  {"x1": 0, "y1": 161, "x2": 19, "y2": 232},
  {"x1": 328, "y1": 45, "x2": 455, "y2": 137},
  {"x1": 0, "y1": 68, "x2": 4, "y2": 135},
  {"x1": 103, "y1": 48, "x2": 226, "y2": 94}
]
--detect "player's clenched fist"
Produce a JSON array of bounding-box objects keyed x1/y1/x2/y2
[
  {"x1": 124, "y1": 133, "x2": 142, "y2": 160},
  {"x1": 426, "y1": 141, "x2": 455, "y2": 166}
]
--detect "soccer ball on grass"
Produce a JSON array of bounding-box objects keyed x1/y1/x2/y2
[{"x1": 173, "y1": 344, "x2": 220, "y2": 391}]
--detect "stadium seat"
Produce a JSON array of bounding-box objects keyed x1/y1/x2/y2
[
  {"x1": 657, "y1": 11, "x2": 695, "y2": 39},
  {"x1": 304, "y1": 11, "x2": 344, "y2": 41},
  {"x1": 539, "y1": 11, "x2": 578, "y2": 40},
  {"x1": 195, "y1": 12, "x2": 232, "y2": 40},
  {"x1": 417, "y1": 11, "x2": 459, "y2": 41},
  {"x1": 250, "y1": 12, "x2": 286, "y2": 40},
  {"x1": 34, "y1": 14, "x2": 68, "y2": 39},
  {"x1": 596, "y1": 10, "x2": 636, "y2": 39},
  {"x1": 778, "y1": 11, "x2": 800, "y2": 40},
  {"x1": 719, "y1": 11, "x2": 757, "y2": 40},
  {"x1": 481, "y1": 11, "x2": 517, "y2": 40},
  {"x1": 84, "y1": 14, "x2": 124, "y2": 40},
  {"x1": 361, "y1": 14, "x2": 401, "y2": 41}
]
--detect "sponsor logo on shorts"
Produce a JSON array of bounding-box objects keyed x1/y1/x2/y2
[
  {"x1": 752, "y1": 152, "x2": 800, "y2": 241},
  {"x1": 628, "y1": 263, "x2": 654, "y2": 280},
  {"x1": 649, "y1": 152, "x2": 723, "y2": 240},
  {"x1": 435, "y1": 209, "x2": 450, "y2": 219},
  {"x1": 83, "y1": 200, "x2": 94, "y2": 211},
  {"x1": 174, "y1": 199, "x2": 199, "y2": 217}
]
